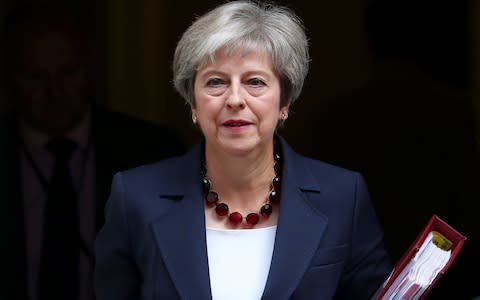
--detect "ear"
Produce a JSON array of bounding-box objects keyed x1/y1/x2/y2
[
  {"x1": 191, "y1": 107, "x2": 198, "y2": 124},
  {"x1": 279, "y1": 105, "x2": 289, "y2": 120}
]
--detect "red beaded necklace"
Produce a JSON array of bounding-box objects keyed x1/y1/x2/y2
[{"x1": 202, "y1": 149, "x2": 282, "y2": 227}]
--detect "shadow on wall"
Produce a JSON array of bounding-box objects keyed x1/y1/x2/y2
[{"x1": 284, "y1": 0, "x2": 479, "y2": 299}]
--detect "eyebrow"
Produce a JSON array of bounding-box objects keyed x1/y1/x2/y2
[{"x1": 197, "y1": 69, "x2": 275, "y2": 80}]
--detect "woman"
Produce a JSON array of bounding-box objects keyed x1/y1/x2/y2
[{"x1": 95, "y1": 1, "x2": 391, "y2": 299}]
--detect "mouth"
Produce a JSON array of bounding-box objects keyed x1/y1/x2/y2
[{"x1": 222, "y1": 119, "x2": 252, "y2": 127}]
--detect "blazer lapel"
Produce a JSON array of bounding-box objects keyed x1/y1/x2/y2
[
  {"x1": 150, "y1": 143, "x2": 212, "y2": 300},
  {"x1": 145, "y1": 138, "x2": 328, "y2": 300},
  {"x1": 262, "y1": 138, "x2": 328, "y2": 300}
]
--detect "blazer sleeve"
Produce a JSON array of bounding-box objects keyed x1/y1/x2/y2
[
  {"x1": 335, "y1": 173, "x2": 392, "y2": 299},
  {"x1": 94, "y1": 173, "x2": 141, "y2": 300}
]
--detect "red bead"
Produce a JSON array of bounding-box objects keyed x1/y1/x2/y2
[
  {"x1": 274, "y1": 153, "x2": 281, "y2": 162},
  {"x1": 215, "y1": 203, "x2": 229, "y2": 216},
  {"x1": 260, "y1": 203, "x2": 272, "y2": 217},
  {"x1": 274, "y1": 162, "x2": 281, "y2": 174},
  {"x1": 229, "y1": 212, "x2": 243, "y2": 224},
  {"x1": 202, "y1": 178, "x2": 211, "y2": 191},
  {"x1": 246, "y1": 213, "x2": 260, "y2": 225},
  {"x1": 206, "y1": 191, "x2": 219, "y2": 206},
  {"x1": 272, "y1": 176, "x2": 280, "y2": 190},
  {"x1": 269, "y1": 190, "x2": 279, "y2": 202}
]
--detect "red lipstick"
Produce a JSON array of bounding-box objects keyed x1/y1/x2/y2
[{"x1": 222, "y1": 119, "x2": 252, "y2": 129}]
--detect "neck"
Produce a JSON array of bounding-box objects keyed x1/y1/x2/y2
[
  {"x1": 202, "y1": 140, "x2": 282, "y2": 228},
  {"x1": 205, "y1": 144, "x2": 274, "y2": 191}
]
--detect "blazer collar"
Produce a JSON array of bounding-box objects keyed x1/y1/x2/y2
[
  {"x1": 262, "y1": 136, "x2": 328, "y2": 299},
  {"x1": 150, "y1": 141, "x2": 212, "y2": 299},
  {"x1": 150, "y1": 137, "x2": 328, "y2": 300}
]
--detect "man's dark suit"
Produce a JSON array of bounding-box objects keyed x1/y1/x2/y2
[
  {"x1": 0, "y1": 107, "x2": 184, "y2": 300},
  {"x1": 95, "y1": 137, "x2": 391, "y2": 300}
]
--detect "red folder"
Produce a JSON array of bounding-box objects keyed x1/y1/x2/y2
[{"x1": 374, "y1": 215, "x2": 466, "y2": 300}]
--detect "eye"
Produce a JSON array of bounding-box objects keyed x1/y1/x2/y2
[
  {"x1": 22, "y1": 72, "x2": 45, "y2": 82},
  {"x1": 206, "y1": 78, "x2": 225, "y2": 87},
  {"x1": 62, "y1": 66, "x2": 81, "y2": 77},
  {"x1": 247, "y1": 78, "x2": 266, "y2": 87}
]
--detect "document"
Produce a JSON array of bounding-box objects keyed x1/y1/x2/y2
[{"x1": 373, "y1": 215, "x2": 466, "y2": 300}]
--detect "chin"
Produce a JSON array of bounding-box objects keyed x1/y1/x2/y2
[{"x1": 217, "y1": 137, "x2": 266, "y2": 156}]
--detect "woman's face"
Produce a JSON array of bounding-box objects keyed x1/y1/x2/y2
[{"x1": 193, "y1": 49, "x2": 288, "y2": 156}]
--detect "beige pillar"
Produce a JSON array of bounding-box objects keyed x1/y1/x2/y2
[{"x1": 105, "y1": 0, "x2": 168, "y2": 122}]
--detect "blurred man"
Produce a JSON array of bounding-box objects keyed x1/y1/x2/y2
[{"x1": 0, "y1": 3, "x2": 184, "y2": 300}]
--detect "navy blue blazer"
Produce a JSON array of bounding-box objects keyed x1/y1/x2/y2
[{"x1": 95, "y1": 137, "x2": 391, "y2": 300}]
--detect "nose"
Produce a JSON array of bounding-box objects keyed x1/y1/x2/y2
[
  {"x1": 46, "y1": 74, "x2": 64, "y2": 101},
  {"x1": 225, "y1": 83, "x2": 245, "y2": 109}
]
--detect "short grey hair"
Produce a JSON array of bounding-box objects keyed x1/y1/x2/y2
[{"x1": 173, "y1": 1, "x2": 309, "y2": 107}]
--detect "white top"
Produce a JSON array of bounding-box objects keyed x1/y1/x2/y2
[{"x1": 206, "y1": 225, "x2": 277, "y2": 300}]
